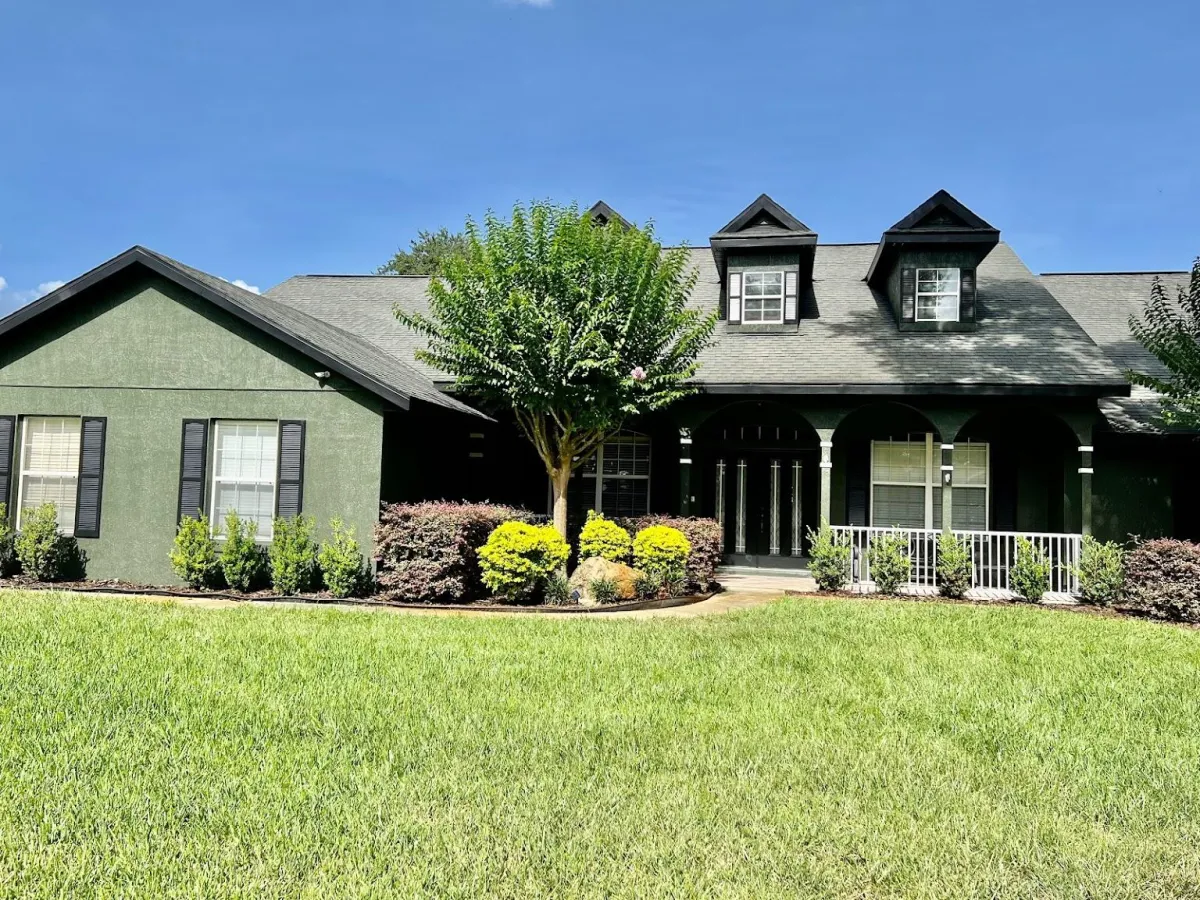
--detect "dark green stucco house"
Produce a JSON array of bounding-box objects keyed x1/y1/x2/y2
[{"x1": 1, "y1": 191, "x2": 1196, "y2": 588}]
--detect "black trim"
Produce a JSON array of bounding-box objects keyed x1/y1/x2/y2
[
  {"x1": 0, "y1": 416, "x2": 14, "y2": 520},
  {"x1": 698, "y1": 382, "x2": 1132, "y2": 398},
  {"x1": 275, "y1": 420, "x2": 306, "y2": 519},
  {"x1": 586, "y1": 201, "x2": 633, "y2": 231},
  {"x1": 713, "y1": 193, "x2": 814, "y2": 237},
  {"x1": 177, "y1": 419, "x2": 209, "y2": 525},
  {"x1": 73, "y1": 416, "x2": 107, "y2": 539}
]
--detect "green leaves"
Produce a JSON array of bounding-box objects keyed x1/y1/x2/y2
[
  {"x1": 396, "y1": 200, "x2": 716, "y2": 480},
  {"x1": 1129, "y1": 258, "x2": 1200, "y2": 428}
]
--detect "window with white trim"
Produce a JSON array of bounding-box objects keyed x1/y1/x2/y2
[
  {"x1": 871, "y1": 435, "x2": 989, "y2": 531},
  {"x1": 210, "y1": 420, "x2": 278, "y2": 540},
  {"x1": 916, "y1": 268, "x2": 960, "y2": 322},
  {"x1": 579, "y1": 431, "x2": 651, "y2": 517},
  {"x1": 17, "y1": 416, "x2": 81, "y2": 534},
  {"x1": 742, "y1": 272, "x2": 784, "y2": 323}
]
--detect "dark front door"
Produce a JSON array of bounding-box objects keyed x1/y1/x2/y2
[{"x1": 717, "y1": 452, "x2": 807, "y2": 569}]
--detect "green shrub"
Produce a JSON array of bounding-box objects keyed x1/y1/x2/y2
[
  {"x1": 0, "y1": 503, "x2": 18, "y2": 578},
  {"x1": 14, "y1": 503, "x2": 86, "y2": 582},
  {"x1": 806, "y1": 519, "x2": 850, "y2": 592},
  {"x1": 618, "y1": 516, "x2": 723, "y2": 591},
  {"x1": 1010, "y1": 537, "x2": 1051, "y2": 603},
  {"x1": 220, "y1": 511, "x2": 268, "y2": 593},
  {"x1": 632, "y1": 525, "x2": 691, "y2": 585},
  {"x1": 1076, "y1": 535, "x2": 1125, "y2": 607},
  {"x1": 542, "y1": 572, "x2": 571, "y2": 606},
  {"x1": 868, "y1": 531, "x2": 911, "y2": 595},
  {"x1": 634, "y1": 571, "x2": 662, "y2": 601},
  {"x1": 169, "y1": 515, "x2": 221, "y2": 589},
  {"x1": 269, "y1": 514, "x2": 319, "y2": 595},
  {"x1": 589, "y1": 577, "x2": 619, "y2": 605},
  {"x1": 318, "y1": 517, "x2": 368, "y2": 599},
  {"x1": 478, "y1": 521, "x2": 570, "y2": 603},
  {"x1": 578, "y1": 511, "x2": 632, "y2": 563},
  {"x1": 937, "y1": 532, "x2": 972, "y2": 599}
]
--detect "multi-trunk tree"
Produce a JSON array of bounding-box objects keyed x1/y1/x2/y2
[
  {"x1": 396, "y1": 201, "x2": 716, "y2": 538},
  {"x1": 1130, "y1": 258, "x2": 1200, "y2": 428}
]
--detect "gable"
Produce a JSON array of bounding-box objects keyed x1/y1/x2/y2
[{"x1": 0, "y1": 272, "x2": 343, "y2": 394}]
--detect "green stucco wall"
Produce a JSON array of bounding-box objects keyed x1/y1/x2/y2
[{"x1": 0, "y1": 274, "x2": 385, "y2": 585}]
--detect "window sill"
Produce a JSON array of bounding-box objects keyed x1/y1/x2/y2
[{"x1": 725, "y1": 322, "x2": 799, "y2": 335}]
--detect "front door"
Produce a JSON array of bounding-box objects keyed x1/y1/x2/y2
[{"x1": 716, "y1": 453, "x2": 806, "y2": 568}]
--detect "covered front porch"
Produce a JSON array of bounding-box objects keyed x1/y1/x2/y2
[{"x1": 674, "y1": 396, "x2": 1099, "y2": 594}]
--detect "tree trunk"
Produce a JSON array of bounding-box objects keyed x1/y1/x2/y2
[{"x1": 551, "y1": 466, "x2": 571, "y2": 540}]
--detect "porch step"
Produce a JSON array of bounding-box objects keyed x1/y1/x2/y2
[{"x1": 717, "y1": 568, "x2": 816, "y2": 595}]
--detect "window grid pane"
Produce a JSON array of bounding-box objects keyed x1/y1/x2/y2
[
  {"x1": 19, "y1": 417, "x2": 82, "y2": 535},
  {"x1": 741, "y1": 272, "x2": 785, "y2": 323},
  {"x1": 212, "y1": 421, "x2": 278, "y2": 539},
  {"x1": 578, "y1": 432, "x2": 650, "y2": 518},
  {"x1": 915, "y1": 267, "x2": 961, "y2": 322}
]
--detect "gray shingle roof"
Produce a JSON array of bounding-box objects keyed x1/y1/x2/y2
[
  {"x1": 1041, "y1": 270, "x2": 1195, "y2": 434},
  {"x1": 268, "y1": 242, "x2": 1127, "y2": 394}
]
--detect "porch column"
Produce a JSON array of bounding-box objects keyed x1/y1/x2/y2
[
  {"x1": 818, "y1": 429, "x2": 834, "y2": 525},
  {"x1": 678, "y1": 428, "x2": 694, "y2": 516},
  {"x1": 940, "y1": 443, "x2": 954, "y2": 531},
  {"x1": 1079, "y1": 444, "x2": 1094, "y2": 536}
]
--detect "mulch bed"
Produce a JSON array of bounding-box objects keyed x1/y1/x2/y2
[{"x1": 0, "y1": 577, "x2": 712, "y2": 615}]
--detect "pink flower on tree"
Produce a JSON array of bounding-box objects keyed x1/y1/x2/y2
[{"x1": 630, "y1": 366, "x2": 647, "y2": 382}]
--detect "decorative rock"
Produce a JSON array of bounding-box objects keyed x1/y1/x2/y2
[{"x1": 568, "y1": 556, "x2": 643, "y2": 606}]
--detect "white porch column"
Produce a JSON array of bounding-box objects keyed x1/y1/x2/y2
[
  {"x1": 940, "y1": 443, "x2": 954, "y2": 532},
  {"x1": 818, "y1": 430, "x2": 834, "y2": 525},
  {"x1": 1079, "y1": 444, "x2": 1094, "y2": 536}
]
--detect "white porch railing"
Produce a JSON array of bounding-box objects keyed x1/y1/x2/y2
[{"x1": 830, "y1": 526, "x2": 1081, "y2": 595}]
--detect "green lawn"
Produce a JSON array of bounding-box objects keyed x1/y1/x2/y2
[{"x1": 0, "y1": 594, "x2": 1198, "y2": 899}]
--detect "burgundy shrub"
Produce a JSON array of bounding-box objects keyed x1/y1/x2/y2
[
  {"x1": 617, "y1": 515, "x2": 724, "y2": 591},
  {"x1": 1122, "y1": 538, "x2": 1200, "y2": 623},
  {"x1": 374, "y1": 502, "x2": 538, "y2": 603}
]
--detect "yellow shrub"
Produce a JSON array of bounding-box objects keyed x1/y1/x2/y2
[
  {"x1": 632, "y1": 525, "x2": 691, "y2": 586},
  {"x1": 478, "y1": 521, "x2": 570, "y2": 602},
  {"x1": 578, "y1": 511, "x2": 632, "y2": 563}
]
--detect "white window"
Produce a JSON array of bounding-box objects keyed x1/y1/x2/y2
[
  {"x1": 579, "y1": 432, "x2": 651, "y2": 518},
  {"x1": 210, "y1": 420, "x2": 278, "y2": 540},
  {"x1": 916, "y1": 268, "x2": 960, "y2": 322},
  {"x1": 871, "y1": 435, "x2": 989, "y2": 531},
  {"x1": 742, "y1": 272, "x2": 784, "y2": 323},
  {"x1": 17, "y1": 417, "x2": 82, "y2": 534}
]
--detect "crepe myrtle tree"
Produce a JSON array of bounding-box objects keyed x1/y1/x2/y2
[
  {"x1": 397, "y1": 200, "x2": 716, "y2": 538},
  {"x1": 1129, "y1": 257, "x2": 1200, "y2": 428}
]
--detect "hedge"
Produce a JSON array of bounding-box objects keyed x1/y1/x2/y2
[
  {"x1": 618, "y1": 515, "x2": 722, "y2": 591},
  {"x1": 1122, "y1": 538, "x2": 1200, "y2": 623}
]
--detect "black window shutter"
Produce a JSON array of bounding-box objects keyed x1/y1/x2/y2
[
  {"x1": 900, "y1": 268, "x2": 916, "y2": 322},
  {"x1": 0, "y1": 416, "x2": 15, "y2": 517},
  {"x1": 74, "y1": 417, "x2": 107, "y2": 538},
  {"x1": 960, "y1": 268, "x2": 977, "y2": 322},
  {"x1": 177, "y1": 419, "x2": 209, "y2": 524},
  {"x1": 275, "y1": 421, "x2": 306, "y2": 519}
]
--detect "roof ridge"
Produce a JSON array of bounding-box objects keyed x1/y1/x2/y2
[{"x1": 1041, "y1": 270, "x2": 1190, "y2": 277}]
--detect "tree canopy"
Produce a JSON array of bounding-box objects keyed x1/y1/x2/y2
[
  {"x1": 396, "y1": 201, "x2": 716, "y2": 536},
  {"x1": 377, "y1": 228, "x2": 469, "y2": 276},
  {"x1": 1129, "y1": 258, "x2": 1200, "y2": 428}
]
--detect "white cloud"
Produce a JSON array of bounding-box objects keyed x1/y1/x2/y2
[
  {"x1": 36, "y1": 280, "x2": 65, "y2": 297},
  {"x1": 0, "y1": 276, "x2": 7, "y2": 292},
  {"x1": 230, "y1": 278, "x2": 261, "y2": 294}
]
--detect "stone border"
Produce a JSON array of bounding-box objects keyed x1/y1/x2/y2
[{"x1": 0, "y1": 581, "x2": 715, "y2": 615}]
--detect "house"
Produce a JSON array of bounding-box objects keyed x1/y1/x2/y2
[{"x1": 1, "y1": 192, "x2": 1195, "y2": 587}]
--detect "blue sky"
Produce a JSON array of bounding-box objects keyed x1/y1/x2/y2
[{"x1": 1, "y1": 0, "x2": 1197, "y2": 314}]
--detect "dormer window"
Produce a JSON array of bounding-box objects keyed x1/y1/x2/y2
[
  {"x1": 743, "y1": 272, "x2": 785, "y2": 323},
  {"x1": 916, "y1": 268, "x2": 960, "y2": 322}
]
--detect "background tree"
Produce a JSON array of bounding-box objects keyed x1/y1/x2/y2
[
  {"x1": 377, "y1": 228, "x2": 469, "y2": 275},
  {"x1": 1129, "y1": 258, "x2": 1200, "y2": 428},
  {"x1": 397, "y1": 201, "x2": 716, "y2": 538}
]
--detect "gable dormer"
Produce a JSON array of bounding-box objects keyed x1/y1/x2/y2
[
  {"x1": 587, "y1": 200, "x2": 633, "y2": 231},
  {"x1": 867, "y1": 190, "x2": 999, "y2": 332},
  {"x1": 710, "y1": 194, "x2": 817, "y2": 329}
]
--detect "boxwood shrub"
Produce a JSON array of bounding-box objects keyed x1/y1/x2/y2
[
  {"x1": 618, "y1": 515, "x2": 722, "y2": 591},
  {"x1": 374, "y1": 502, "x2": 537, "y2": 603},
  {"x1": 478, "y1": 521, "x2": 570, "y2": 603},
  {"x1": 1122, "y1": 538, "x2": 1200, "y2": 623},
  {"x1": 14, "y1": 502, "x2": 86, "y2": 582},
  {"x1": 632, "y1": 525, "x2": 691, "y2": 587},
  {"x1": 578, "y1": 511, "x2": 632, "y2": 563}
]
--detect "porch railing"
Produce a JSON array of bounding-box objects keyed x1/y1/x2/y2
[{"x1": 829, "y1": 526, "x2": 1081, "y2": 595}]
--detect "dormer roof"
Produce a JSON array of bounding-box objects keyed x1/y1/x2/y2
[
  {"x1": 710, "y1": 194, "x2": 817, "y2": 272},
  {"x1": 586, "y1": 201, "x2": 633, "y2": 231},
  {"x1": 867, "y1": 190, "x2": 1000, "y2": 285}
]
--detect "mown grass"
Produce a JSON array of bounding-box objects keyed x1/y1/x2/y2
[{"x1": 0, "y1": 592, "x2": 1198, "y2": 898}]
